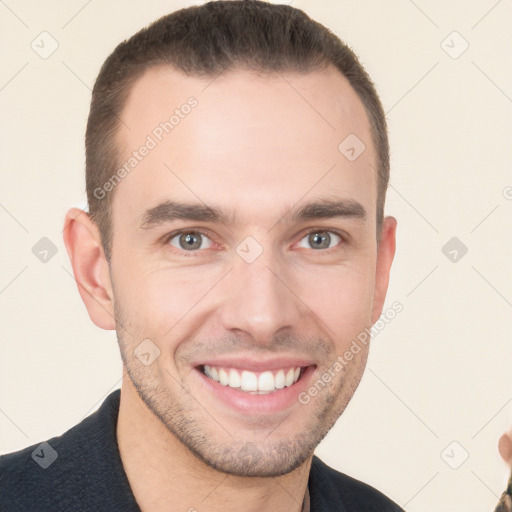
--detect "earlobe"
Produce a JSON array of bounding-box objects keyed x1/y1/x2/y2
[
  {"x1": 371, "y1": 216, "x2": 397, "y2": 325},
  {"x1": 62, "y1": 207, "x2": 116, "y2": 330}
]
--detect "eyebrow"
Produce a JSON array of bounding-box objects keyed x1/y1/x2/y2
[{"x1": 138, "y1": 197, "x2": 367, "y2": 230}]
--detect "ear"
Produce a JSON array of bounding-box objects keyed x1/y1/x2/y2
[
  {"x1": 62, "y1": 207, "x2": 116, "y2": 330},
  {"x1": 371, "y1": 216, "x2": 397, "y2": 324}
]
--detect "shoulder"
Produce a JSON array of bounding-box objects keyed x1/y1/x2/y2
[
  {"x1": 0, "y1": 390, "x2": 138, "y2": 512},
  {"x1": 0, "y1": 417, "x2": 95, "y2": 511},
  {"x1": 309, "y1": 455, "x2": 405, "y2": 512}
]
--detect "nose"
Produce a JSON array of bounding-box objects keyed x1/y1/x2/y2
[{"x1": 217, "y1": 240, "x2": 304, "y2": 345}]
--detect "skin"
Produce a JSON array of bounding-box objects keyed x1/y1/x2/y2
[
  {"x1": 63, "y1": 65, "x2": 397, "y2": 512},
  {"x1": 498, "y1": 430, "x2": 512, "y2": 510},
  {"x1": 500, "y1": 430, "x2": 512, "y2": 467}
]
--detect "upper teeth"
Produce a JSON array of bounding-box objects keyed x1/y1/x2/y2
[{"x1": 203, "y1": 365, "x2": 302, "y2": 393}]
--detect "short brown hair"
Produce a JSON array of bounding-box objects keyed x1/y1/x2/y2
[{"x1": 86, "y1": 0, "x2": 389, "y2": 262}]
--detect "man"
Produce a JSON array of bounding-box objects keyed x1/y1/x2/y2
[{"x1": 0, "y1": 1, "x2": 435, "y2": 510}]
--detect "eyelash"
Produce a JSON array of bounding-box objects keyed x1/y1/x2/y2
[{"x1": 162, "y1": 228, "x2": 347, "y2": 257}]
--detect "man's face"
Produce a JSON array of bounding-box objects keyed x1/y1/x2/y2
[{"x1": 108, "y1": 65, "x2": 391, "y2": 477}]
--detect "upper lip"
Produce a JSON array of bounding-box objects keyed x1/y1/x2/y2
[{"x1": 194, "y1": 357, "x2": 316, "y2": 372}]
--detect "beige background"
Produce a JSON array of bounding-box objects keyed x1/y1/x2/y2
[{"x1": 1, "y1": 1, "x2": 511, "y2": 510}]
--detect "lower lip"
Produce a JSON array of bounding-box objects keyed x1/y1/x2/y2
[{"x1": 193, "y1": 365, "x2": 317, "y2": 415}]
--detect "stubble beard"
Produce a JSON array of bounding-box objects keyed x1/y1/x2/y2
[{"x1": 113, "y1": 298, "x2": 367, "y2": 478}]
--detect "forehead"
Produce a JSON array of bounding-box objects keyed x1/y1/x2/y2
[{"x1": 112, "y1": 64, "x2": 377, "y2": 232}]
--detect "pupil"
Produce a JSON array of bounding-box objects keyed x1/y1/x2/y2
[
  {"x1": 182, "y1": 233, "x2": 199, "y2": 249},
  {"x1": 311, "y1": 232, "x2": 328, "y2": 249}
]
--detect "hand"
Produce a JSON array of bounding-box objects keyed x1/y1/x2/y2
[
  {"x1": 495, "y1": 430, "x2": 512, "y2": 512},
  {"x1": 499, "y1": 430, "x2": 512, "y2": 467}
]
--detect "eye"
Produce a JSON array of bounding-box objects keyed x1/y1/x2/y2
[
  {"x1": 167, "y1": 230, "x2": 214, "y2": 253},
  {"x1": 163, "y1": 228, "x2": 345, "y2": 257},
  {"x1": 297, "y1": 230, "x2": 343, "y2": 251}
]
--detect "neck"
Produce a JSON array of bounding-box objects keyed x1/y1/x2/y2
[{"x1": 116, "y1": 376, "x2": 312, "y2": 512}]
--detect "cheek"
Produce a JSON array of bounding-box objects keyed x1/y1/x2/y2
[
  {"x1": 113, "y1": 251, "x2": 376, "y2": 350},
  {"x1": 299, "y1": 264, "x2": 376, "y2": 340},
  {"x1": 121, "y1": 269, "x2": 216, "y2": 334}
]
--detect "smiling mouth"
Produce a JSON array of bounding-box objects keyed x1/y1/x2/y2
[{"x1": 199, "y1": 364, "x2": 310, "y2": 394}]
